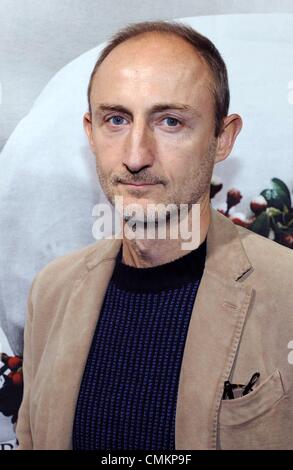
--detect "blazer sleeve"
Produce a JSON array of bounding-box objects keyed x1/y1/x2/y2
[{"x1": 15, "y1": 280, "x2": 35, "y2": 450}]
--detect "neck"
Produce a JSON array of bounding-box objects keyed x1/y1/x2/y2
[{"x1": 121, "y1": 196, "x2": 211, "y2": 268}]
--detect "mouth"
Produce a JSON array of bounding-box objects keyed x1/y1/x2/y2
[{"x1": 120, "y1": 182, "x2": 159, "y2": 189}]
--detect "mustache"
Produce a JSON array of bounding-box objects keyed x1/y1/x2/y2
[{"x1": 114, "y1": 175, "x2": 165, "y2": 185}]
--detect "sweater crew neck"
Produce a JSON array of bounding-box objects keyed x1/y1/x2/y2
[{"x1": 111, "y1": 238, "x2": 207, "y2": 292}]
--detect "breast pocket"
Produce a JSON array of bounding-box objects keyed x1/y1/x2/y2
[{"x1": 218, "y1": 369, "x2": 289, "y2": 450}]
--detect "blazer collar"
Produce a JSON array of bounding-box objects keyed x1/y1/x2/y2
[{"x1": 205, "y1": 207, "x2": 252, "y2": 282}]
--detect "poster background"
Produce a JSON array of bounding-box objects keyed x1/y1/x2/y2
[
  {"x1": 1, "y1": 1, "x2": 293, "y2": 449},
  {"x1": 2, "y1": 0, "x2": 293, "y2": 151}
]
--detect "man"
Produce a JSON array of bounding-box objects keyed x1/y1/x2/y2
[{"x1": 16, "y1": 21, "x2": 293, "y2": 450}]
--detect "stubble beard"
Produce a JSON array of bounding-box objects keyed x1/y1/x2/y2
[{"x1": 95, "y1": 138, "x2": 216, "y2": 226}]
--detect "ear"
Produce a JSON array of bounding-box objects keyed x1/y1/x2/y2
[
  {"x1": 214, "y1": 114, "x2": 243, "y2": 164},
  {"x1": 83, "y1": 112, "x2": 95, "y2": 151}
]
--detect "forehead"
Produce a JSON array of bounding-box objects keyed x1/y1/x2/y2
[{"x1": 91, "y1": 33, "x2": 214, "y2": 108}]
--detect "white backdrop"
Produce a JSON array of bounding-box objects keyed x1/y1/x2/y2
[{"x1": 1, "y1": 13, "x2": 293, "y2": 447}]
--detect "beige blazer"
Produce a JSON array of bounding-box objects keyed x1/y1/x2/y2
[{"x1": 16, "y1": 207, "x2": 293, "y2": 450}]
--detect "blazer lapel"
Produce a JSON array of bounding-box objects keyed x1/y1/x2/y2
[{"x1": 175, "y1": 208, "x2": 254, "y2": 449}]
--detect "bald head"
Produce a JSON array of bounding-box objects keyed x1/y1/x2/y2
[
  {"x1": 90, "y1": 32, "x2": 214, "y2": 128},
  {"x1": 87, "y1": 21, "x2": 230, "y2": 137}
]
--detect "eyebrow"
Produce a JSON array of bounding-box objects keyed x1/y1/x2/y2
[{"x1": 94, "y1": 103, "x2": 200, "y2": 119}]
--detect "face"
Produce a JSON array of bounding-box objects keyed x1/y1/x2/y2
[{"x1": 85, "y1": 33, "x2": 239, "y2": 223}]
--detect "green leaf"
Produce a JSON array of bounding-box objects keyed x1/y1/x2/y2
[
  {"x1": 260, "y1": 189, "x2": 286, "y2": 211},
  {"x1": 266, "y1": 207, "x2": 282, "y2": 218},
  {"x1": 271, "y1": 178, "x2": 291, "y2": 209},
  {"x1": 249, "y1": 212, "x2": 270, "y2": 237}
]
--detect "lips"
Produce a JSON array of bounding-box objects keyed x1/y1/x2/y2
[
  {"x1": 126, "y1": 183, "x2": 155, "y2": 186},
  {"x1": 120, "y1": 182, "x2": 157, "y2": 187}
]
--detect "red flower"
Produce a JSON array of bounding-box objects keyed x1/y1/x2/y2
[
  {"x1": 250, "y1": 196, "x2": 268, "y2": 216},
  {"x1": 227, "y1": 188, "x2": 243, "y2": 211},
  {"x1": 230, "y1": 212, "x2": 255, "y2": 229},
  {"x1": 7, "y1": 356, "x2": 22, "y2": 371},
  {"x1": 8, "y1": 370, "x2": 23, "y2": 386}
]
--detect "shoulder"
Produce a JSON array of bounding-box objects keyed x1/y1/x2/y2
[
  {"x1": 236, "y1": 224, "x2": 293, "y2": 270},
  {"x1": 29, "y1": 238, "x2": 114, "y2": 304},
  {"x1": 235, "y1": 224, "x2": 293, "y2": 293}
]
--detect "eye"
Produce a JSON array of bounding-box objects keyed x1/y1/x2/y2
[
  {"x1": 162, "y1": 117, "x2": 182, "y2": 127},
  {"x1": 106, "y1": 115, "x2": 128, "y2": 126}
]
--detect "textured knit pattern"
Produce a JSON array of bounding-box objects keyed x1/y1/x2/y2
[{"x1": 72, "y1": 239, "x2": 206, "y2": 450}]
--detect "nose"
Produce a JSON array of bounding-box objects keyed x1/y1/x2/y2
[{"x1": 122, "y1": 117, "x2": 155, "y2": 174}]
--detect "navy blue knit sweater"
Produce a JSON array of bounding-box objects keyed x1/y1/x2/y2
[{"x1": 72, "y1": 239, "x2": 207, "y2": 450}]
